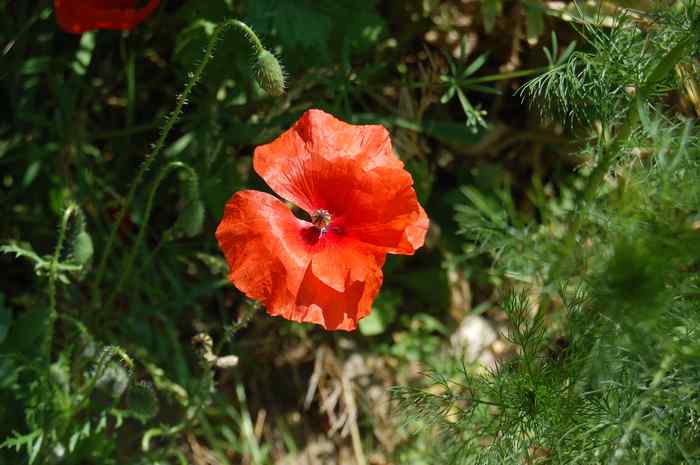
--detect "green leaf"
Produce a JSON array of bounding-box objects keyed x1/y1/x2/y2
[
  {"x1": 22, "y1": 160, "x2": 41, "y2": 187},
  {"x1": 456, "y1": 87, "x2": 487, "y2": 130},
  {"x1": 1, "y1": 429, "x2": 44, "y2": 464},
  {"x1": 72, "y1": 32, "x2": 96, "y2": 76},
  {"x1": 463, "y1": 53, "x2": 489, "y2": 78},
  {"x1": 459, "y1": 186, "x2": 508, "y2": 227},
  {"x1": 481, "y1": 0, "x2": 502, "y2": 33},
  {"x1": 643, "y1": 35, "x2": 694, "y2": 91},
  {"x1": 164, "y1": 133, "x2": 194, "y2": 158},
  {"x1": 440, "y1": 85, "x2": 456, "y2": 103},
  {"x1": 1, "y1": 241, "x2": 83, "y2": 277},
  {"x1": 525, "y1": 4, "x2": 545, "y2": 43},
  {"x1": 359, "y1": 291, "x2": 400, "y2": 336}
]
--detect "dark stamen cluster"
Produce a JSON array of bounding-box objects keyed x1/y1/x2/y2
[{"x1": 311, "y1": 209, "x2": 332, "y2": 231}]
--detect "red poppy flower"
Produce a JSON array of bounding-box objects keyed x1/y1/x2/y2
[
  {"x1": 216, "y1": 109, "x2": 428, "y2": 331},
  {"x1": 54, "y1": 0, "x2": 160, "y2": 34}
]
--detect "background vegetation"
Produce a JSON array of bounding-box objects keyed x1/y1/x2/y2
[{"x1": 1, "y1": 1, "x2": 699, "y2": 464}]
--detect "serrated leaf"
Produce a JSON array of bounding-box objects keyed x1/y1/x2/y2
[
  {"x1": 0, "y1": 241, "x2": 82, "y2": 279},
  {"x1": 28, "y1": 432, "x2": 42, "y2": 465},
  {"x1": 0, "y1": 429, "x2": 41, "y2": 452}
]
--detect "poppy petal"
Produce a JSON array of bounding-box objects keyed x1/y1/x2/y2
[
  {"x1": 216, "y1": 190, "x2": 384, "y2": 331},
  {"x1": 54, "y1": 0, "x2": 160, "y2": 34},
  {"x1": 217, "y1": 109, "x2": 428, "y2": 331},
  {"x1": 340, "y1": 166, "x2": 428, "y2": 254},
  {"x1": 254, "y1": 109, "x2": 404, "y2": 211},
  {"x1": 293, "y1": 259, "x2": 383, "y2": 331},
  {"x1": 215, "y1": 190, "x2": 312, "y2": 314},
  {"x1": 310, "y1": 235, "x2": 385, "y2": 292},
  {"x1": 292, "y1": 109, "x2": 404, "y2": 170}
]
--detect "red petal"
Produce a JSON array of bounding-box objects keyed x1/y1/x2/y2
[
  {"x1": 254, "y1": 109, "x2": 402, "y2": 211},
  {"x1": 54, "y1": 0, "x2": 160, "y2": 33},
  {"x1": 310, "y1": 235, "x2": 384, "y2": 292},
  {"x1": 254, "y1": 109, "x2": 428, "y2": 255},
  {"x1": 216, "y1": 190, "x2": 386, "y2": 331},
  {"x1": 218, "y1": 110, "x2": 429, "y2": 330},
  {"x1": 215, "y1": 191, "x2": 312, "y2": 315},
  {"x1": 341, "y1": 166, "x2": 429, "y2": 255},
  {"x1": 293, "y1": 258, "x2": 383, "y2": 331}
]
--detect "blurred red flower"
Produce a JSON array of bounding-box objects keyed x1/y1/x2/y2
[
  {"x1": 216, "y1": 109, "x2": 428, "y2": 331},
  {"x1": 54, "y1": 0, "x2": 160, "y2": 34}
]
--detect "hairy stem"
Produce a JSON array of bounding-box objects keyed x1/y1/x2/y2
[
  {"x1": 45, "y1": 203, "x2": 78, "y2": 363},
  {"x1": 91, "y1": 19, "x2": 264, "y2": 306},
  {"x1": 230, "y1": 19, "x2": 264, "y2": 55},
  {"x1": 106, "y1": 161, "x2": 197, "y2": 306}
]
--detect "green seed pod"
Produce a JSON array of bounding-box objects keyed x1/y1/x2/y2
[
  {"x1": 71, "y1": 230, "x2": 94, "y2": 266},
  {"x1": 127, "y1": 381, "x2": 159, "y2": 419},
  {"x1": 255, "y1": 49, "x2": 286, "y2": 97}
]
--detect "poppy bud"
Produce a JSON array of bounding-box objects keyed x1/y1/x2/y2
[
  {"x1": 255, "y1": 50, "x2": 286, "y2": 97},
  {"x1": 71, "y1": 230, "x2": 94, "y2": 266},
  {"x1": 95, "y1": 362, "x2": 130, "y2": 399},
  {"x1": 175, "y1": 200, "x2": 205, "y2": 238},
  {"x1": 126, "y1": 381, "x2": 159, "y2": 419}
]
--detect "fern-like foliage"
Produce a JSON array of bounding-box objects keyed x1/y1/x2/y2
[{"x1": 396, "y1": 3, "x2": 700, "y2": 464}]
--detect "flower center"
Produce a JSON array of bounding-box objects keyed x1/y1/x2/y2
[{"x1": 311, "y1": 209, "x2": 332, "y2": 231}]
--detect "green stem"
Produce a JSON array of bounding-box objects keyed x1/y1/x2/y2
[
  {"x1": 45, "y1": 203, "x2": 78, "y2": 363},
  {"x1": 91, "y1": 19, "x2": 264, "y2": 306},
  {"x1": 399, "y1": 66, "x2": 549, "y2": 89},
  {"x1": 459, "y1": 67, "x2": 549, "y2": 85},
  {"x1": 230, "y1": 19, "x2": 264, "y2": 55},
  {"x1": 106, "y1": 162, "x2": 197, "y2": 306}
]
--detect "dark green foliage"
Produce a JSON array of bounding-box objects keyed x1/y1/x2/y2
[
  {"x1": 395, "y1": 3, "x2": 700, "y2": 465},
  {"x1": 521, "y1": 4, "x2": 700, "y2": 125},
  {"x1": 3, "y1": 0, "x2": 700, "y2": 464}
]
